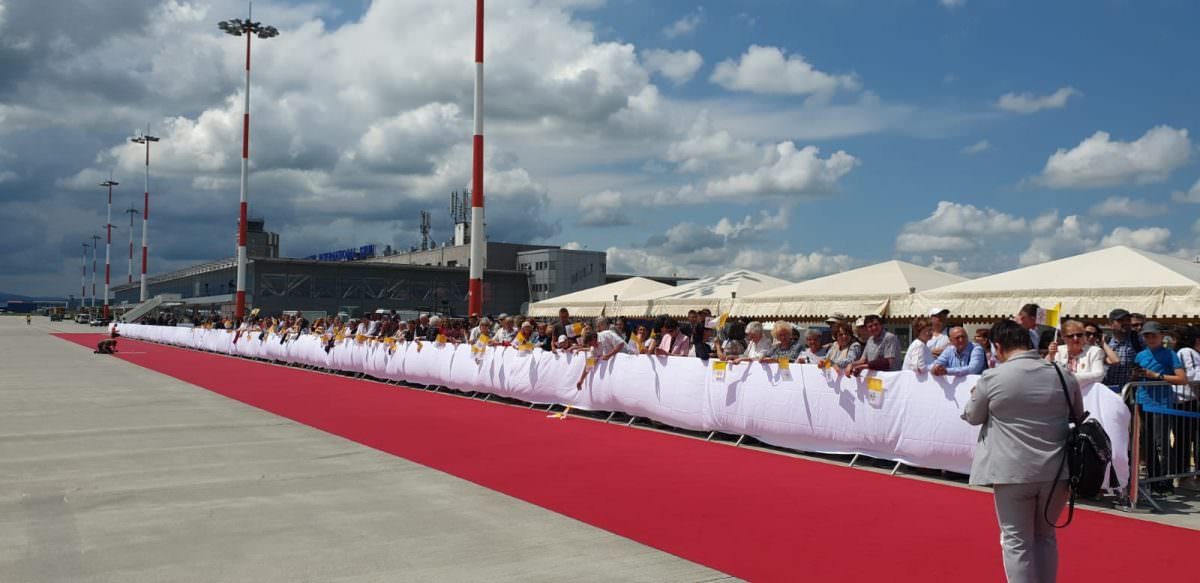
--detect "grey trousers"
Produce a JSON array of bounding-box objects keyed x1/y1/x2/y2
[{"x1": 992, "y1": 481, "x2": 1070, "y2": 583}]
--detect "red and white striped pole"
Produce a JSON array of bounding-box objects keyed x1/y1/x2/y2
[
  {"x1": 219, "y1": 4, "x2": 278, "y2": 321},
  {"x1": 126, "y1": 204, "x2": 140, "y2": 284},
  {"x1": 90, "y1": 234, "x2": 101, "y2": 310},
  {"x1": 467, "y1": 0, "x2": 486, "y2": 316},
  {"x1": 100, "y1": 176, "x2": 118, "y2": 320},
  {"x1": 81, "y1": 243, "x2": 89, "y2": 309},
  {"x1": 235, "y1": 25, "x2": 251, "y2": 321},
  {"x1": 130, "y1": 129, "x2": 159, "y2": 303}
]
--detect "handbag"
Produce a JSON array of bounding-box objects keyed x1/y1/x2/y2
[{"x1": 1045, "y1": 364, "x2": 1118, "y2": 527}]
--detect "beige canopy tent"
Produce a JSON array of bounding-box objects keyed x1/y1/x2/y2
[
  {"x1": 612, "y1": 269, "x2": 791, "y2": 317},
  {"x1": 526, "y1": 277, "x2": 672, "y2": 317},
  {"x1": 896, "y1": 245, "x2": 1200, "y2": 319},
  {"x1": 733, "y1": 260, "x2": 966, "y2": 318}
]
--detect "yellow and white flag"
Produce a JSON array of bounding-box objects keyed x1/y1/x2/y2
[
  {"x1": 566, "y1": 322, "x2": 584, "y2": 338},
  {"x1": 1036, "y1": 302, "x2": 1062, "y2": 329},
  {"x1": 867, "y1": 376, "x2": 885, "y2": 407}
]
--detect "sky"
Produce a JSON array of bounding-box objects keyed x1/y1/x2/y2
[{"x1": 1, "y1": 0, "x2": 1198, "y2": 297}]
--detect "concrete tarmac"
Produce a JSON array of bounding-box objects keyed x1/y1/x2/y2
[{"x1": 0, "y1": 318, "x2": 734, "y2": 583}]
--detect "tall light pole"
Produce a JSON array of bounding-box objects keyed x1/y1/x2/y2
[
  {"x1": 130, "y1": 128, "x2": 159, "y2": 303},
  {"x1": 100, "y1": 175, "x2": 119, "y2": 319},
  {"x1": 89, "y1": 234, "x2": 101, "y2": 311},
  {"x1": 125, "y1": 204, "x2": 141, "y2": 284},
  {"x1": 467, "y1": 0, "x2": 486, "y2": 316},
  {"x1": 81, "y1": 243, "x2": 90, "y2": 311},
  {"x1": 219, "y1": 2, "x2": 279, "y2": 321}
]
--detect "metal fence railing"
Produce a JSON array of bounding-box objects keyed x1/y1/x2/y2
[{"x1": 1121, "y1": 381, "x2": 1200, "y2": 512}]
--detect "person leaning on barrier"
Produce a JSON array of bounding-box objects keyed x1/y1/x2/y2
[
  {"x1": 594, "y1": 317, "x2": 634, "y2": 359},
  {"x1": 739, "y1": 321, "x2": 774, "y2": 361},
  {"x1": 848, "y1": 315, "x2": 900, "y2": 375},
  {"x1": 799, "y1": 328, "x2": 829, "y2": 364},
  {"x1": 932, "y1": 326, "x2": 986, "y2": 377},
  {"x1": 825, "y1": 322, "x2": 862, "y2": 369},
  {"x1": 902, "y1": 316, "x2": 934, "y2": 373},
  {"x1": 1044, "y1": 320, "x2": 1107, "y2": 385},
  {"x1": 1133, "y1": 321, "x2": 1188, "y2": 494},
  {"x1": 655, "y1": 318, "x2": 691, "y2": 357},
  {"x1": 766, "y1": 321, "x2": 803, "y2": 361},
  {"x1": 962, "y1": 319, "x2": 1083, "y2": 583},
  {"x1": 1133, "y1": 322, "x2": 1184, "y2": 385}
]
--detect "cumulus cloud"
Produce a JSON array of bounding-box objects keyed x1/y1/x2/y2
[
  {"x1": 1019, "y1": 214, "x2": 1102, "y2": 266},
  {"x1": 641, "y1": 49, "x2": 703, "y2": 85},
  {"x1": 710, "y1": 45, "x2": 860, "y2": 97},
  {"x1": 662, "y1": 7, "x2": 703, "y2": 39},
  {"x1": 577, "y1": 190, "x2": 632, "y2": 227},
  {"x1": 1172, "y1": 178, "x2": 1200, "y2": 203},
  {"x1": 962, "y1": 139, "x2": 990, "y2": 155},
  {"x1": 605, "y1": 209, "x2": 855, "y2": 280},
  {"x1": 1036, "y1": 125, "x2": 1191, "y2": 188},
  {"x1": 995, "y1": 87, "x2": 1080, "y2": 114},
  {"x1": 1088, "y1": 196, "x2": 1168, "y2": 218},
  {"x1": 895, "y1": 201, "x2": 1028, "y2": 253},
  {"x1": 1099, "y1": 226, "x2": 1172, "y2": 252},
  {"x1": 703, "y1": 142, "x2": 858, "y2": 198}
]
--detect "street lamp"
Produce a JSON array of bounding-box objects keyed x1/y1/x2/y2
[
  {"x1": 100, "y1": 176, "x2": 119, "y2": 319},
  {"x1": 130, "y1": 129, "x2": 160, "y2": 303},
  {"x1": 125, "y1": 203, "x2": 141, "y2": 284},
  {"x1": 219, "y1": 2, "x2": 279, "y2": 321}
]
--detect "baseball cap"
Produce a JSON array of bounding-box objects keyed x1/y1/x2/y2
[
  {"x1": 824, "y1": 313, "x2": 845, "y2": 324},
  {"x1": 1140, "y1": 321, "x2": 1162, "y2": 335},
  {"x1": 1109, "y1": 308, "x2": 1131, "y2": 321},
  {"x1": 928, "y1": 308, "x2": 950, "y2": 316},
  {"x1": 854, "y1": 316, "x2": 866, "y2": 327}
]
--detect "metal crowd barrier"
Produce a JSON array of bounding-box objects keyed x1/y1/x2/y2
[{"x1": 1122, "y1": 380, "x2": 1200, "y2": 512}]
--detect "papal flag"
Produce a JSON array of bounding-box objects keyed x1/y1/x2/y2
[{"x1": 1037, "y1": 302, "x2": 1062, "y2": 329}]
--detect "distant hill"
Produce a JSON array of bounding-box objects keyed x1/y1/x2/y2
[{"x1": 0, "y1": 291, "x2": 68, "y2": 303}]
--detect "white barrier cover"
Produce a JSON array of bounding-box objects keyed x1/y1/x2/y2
[{"x1": 113, "y1": 324, "x2": 1130, "y2": 487}]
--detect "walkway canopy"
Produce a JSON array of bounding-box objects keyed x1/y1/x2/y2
[
  {"x1": 612, "y1": 269, "x2": 791, "y2": 317},
  {"x1": 527, "y1": 277, "x2": 671, "y2": 317},
  {"x1": 733, "y1": 260, "x2": 966, "y2": 318},
  {"x1": 898, "y1": 245, "x2": 1200, "y2": 319}
]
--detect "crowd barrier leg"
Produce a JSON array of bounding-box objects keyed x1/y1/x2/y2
[
  {"x1": 605, "y1": 411, "x2": 617, "y2": 423},
  {"x1": 734, "y1": 435, "x2": 747, "y2": 447},
  {"x1": 890, "y1": 462, "x2": 904, "y2": 476},
  {"x1": 848, "y1": 454, "x2": 861, "y2": 468}
]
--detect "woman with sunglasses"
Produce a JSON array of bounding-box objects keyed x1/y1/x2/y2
[{"x1": 1045, "y1": 319, "x2": 1107, "y2": 384}]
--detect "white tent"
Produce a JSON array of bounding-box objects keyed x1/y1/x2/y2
[
  {"x1": 733, "y1": 260, "x2": 966, "y2": 318},
  {"x1": 526, "y1": 277, "x2": 672, "y2": 317},
  {"x1": 899, "y1": 245, "x2": 1200, "y2": 318},
  {"x1": 613, "y1": 269, "x2": 791, "y2": 317}
]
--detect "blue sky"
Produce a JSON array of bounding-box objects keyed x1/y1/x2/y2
[{"x1": 1, "y1": 0, "x2": 1198, "y2": 295}]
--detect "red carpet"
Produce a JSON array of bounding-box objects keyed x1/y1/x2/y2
[{"x1": 59, "y1": 334, "x2": 1194, "y2": 581}]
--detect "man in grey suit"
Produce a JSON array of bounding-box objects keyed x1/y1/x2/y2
[{"x1": 963, "y1": 319, "x2": 1083, "y2": 583}]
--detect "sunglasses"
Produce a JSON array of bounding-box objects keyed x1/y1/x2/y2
[
  {"x1": 1084, "y1": 331, "x2": 1097, "y2": 337},
  {"x1": 1064, "y1": 333, "x2": 1085, "y2": 340}
]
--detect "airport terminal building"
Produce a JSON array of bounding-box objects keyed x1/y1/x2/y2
[{"x1": 111, "y1": 217, "x2": 685, "y2": 318}]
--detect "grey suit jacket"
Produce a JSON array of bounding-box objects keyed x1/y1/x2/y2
[{"x1": 962, "y1": 350, "x2": 1084, "y2": 486}]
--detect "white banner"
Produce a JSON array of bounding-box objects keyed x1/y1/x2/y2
[{"x1": 113, "y1": 324, "x2": 1129, "y2": 487}]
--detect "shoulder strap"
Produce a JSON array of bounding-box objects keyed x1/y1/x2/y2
[{"x1": 1045, "y1": 363, "x2": 1078, "y2": 529}]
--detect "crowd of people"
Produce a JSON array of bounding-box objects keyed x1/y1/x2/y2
[{"x1": 136, "y1": 304, "x2": 1200, "y2": 393}]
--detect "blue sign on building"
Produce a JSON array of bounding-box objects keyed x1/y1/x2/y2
[{"x1": 303, "y1": 244, "x2": 377, "y2": 262}]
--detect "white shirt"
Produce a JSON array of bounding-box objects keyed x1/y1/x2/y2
[
  {"x1": 494, "y1": 327, "x2": 517, "y2": 343},
  {"x1": 597, "y1": 329, "x2": 627, "y2": 357},
  {"x1": 1052, "y1": 344, "x2": 1107, "y2": 386},
  {"x1": 1177, "y1": 347, "x2": 1200, "y2": 400},
  {"x1": 903, "y1": 339, "x2": 932, "y2": 373},
  {"x1": 743, "y1": 335, "x2": 774, "y2": 360},
  {"x1": 928, "y1": 331, "x2": 950, "y2": 354}
]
